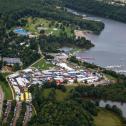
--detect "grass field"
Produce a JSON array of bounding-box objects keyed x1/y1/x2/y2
[
  {"x1": 23, "y1": 17, "x2": 74, "y2": 37},
  {"x1": 32, "y1": 58, "x2": 54, "y2": 70},
  {"x1": 94, "y1": 109, "x2": 123, "y2": 126},
  {"x1": 43, "y1": 89, "x2": 67, "y2": 101},
  {"x1": 43, "y1": 86, "x2": 74, "y2": 101}
]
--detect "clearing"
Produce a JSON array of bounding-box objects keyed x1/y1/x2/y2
[
  {"x1": 43, "y1": 86, "x2": 74, "y2": 101},
  {"x1": 94, "y1": 109, "x2": 123, "y2": 126}
]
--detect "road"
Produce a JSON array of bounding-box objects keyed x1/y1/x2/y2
[
  {"x1": 0, "y1": 86, "x2": 4, "y2": 118},
  {"x1": 29, "y1": 44, "x2": 44, "y2": 68},
  {"x1": 23, "y1": 104, "x2": 32, "y2": 126},
  {"x1": 12, "y1": 102, "x2": 22, "y2": 126},
  {"x1": 3, "y1": 101, "x2": 11, "y2": 123}
]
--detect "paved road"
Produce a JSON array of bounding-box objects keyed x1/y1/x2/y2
[
  {"x1": 0, "y1": 86, "x2": 4, "y2": 118},
  {"x1": 23, "y1": 104, "x2": 32, "y2": 126},
  {"x1": 12, "y1": 102, "x2": 21, "y2": 126}
]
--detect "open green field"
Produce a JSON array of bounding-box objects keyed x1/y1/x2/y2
[
  {"x1": 94, "y1": 109, "x2": 123, "y2": 126},
  {"x1": 43, "y1": 86, "x2": 74, "y2": 101},
  {"x1": 23, "y1": 17, "x2": 74, "y2": 37},
  {"x1": 43, "y1": 88, "x2": 67, "y2": 101},
  {"x1": 32, "y1": 58, "x2": 54, "y2": 70}
]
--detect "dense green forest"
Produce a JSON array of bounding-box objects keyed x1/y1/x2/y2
[
  {"x1": 28, "y1": 84, "x2": 126, "y2": 126},
  {"x1": 73, "y1": 84, "x2": 126, "y2": 102},
  {"x1": 62, "y1": 0, "x2": 126, "y2": 23},
  {"x1": 39, "y1": 35, "x2": 94, "y2": 53},
  {"x1": 0, "y1": 32, "x2": 40, "y2": 67},
  {"x1": 29, "y1": 85, "x2": 98, "y2": 126}
]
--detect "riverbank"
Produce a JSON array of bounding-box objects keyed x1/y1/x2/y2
[
  {"x1": 99, "y1": 100, "x2": 126, "y2": 118},
  {"x1": 0, "y1": 86, "x2": 4, "y2": 118},
  {"x1": 63, "y1": 0, "x2": 126, "y2": 23}
]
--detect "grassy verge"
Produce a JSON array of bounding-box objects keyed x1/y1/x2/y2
[
  {"x1": 105, "y1": 74, "x2": 117, "y2": 82},
  {"x1": 0, "y1": 73, "x2": 13, "y2": 100},
  {"x1": 0, "y1": 80, "x2": 12, "y2": 100},
  {"x1": 31, "y1": 104, "x2": 37, "y2": 116},
  {"x1": 94, "y1": 108, "x2": 123, "y2": 126}
]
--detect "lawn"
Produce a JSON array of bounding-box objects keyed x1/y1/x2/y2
[
  {"x1": 43, "y1": 86, "x2": 74, "y2": 101},
  {"x1": 23, "y1": 17, "x2": 74, "y2": 37},
  {"x1": 43, "y1": 89, "x2": 67, "y2": 101},
  {"x1": 94, "y1": 109, "x2": 123, "y2": 126},
  {"x1": 32, "y1": 58, "x2": 54, "y2": 70}
]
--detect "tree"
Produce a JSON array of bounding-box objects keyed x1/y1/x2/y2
[
  {"x1": 0, "y1": 60, "x2": 2, "y2": 69},
  {"x1": 29, "y1": 100, "x2": 94, "y2": 126},
  {"x1": 40, "y1": 30, "x2": 45, "y2": 35},
  {"x1": 13, "y1": 63, "x2": 20, "y2": 71}
]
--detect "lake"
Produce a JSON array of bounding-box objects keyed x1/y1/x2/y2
[
  {"x1": 66, "y1": 8, "x2": 126, "y2": 118},
  {"x1": 67, "y1": 9, "x2": 126, "y2": 74}
]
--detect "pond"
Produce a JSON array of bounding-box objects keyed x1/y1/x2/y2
[{"x1": 14, "y1": 28, "x2": 29, "y2": 36}]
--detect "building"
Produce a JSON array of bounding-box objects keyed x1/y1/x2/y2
[{"x1": 0, "y1": 57, "x2": 22, "y2": 66}]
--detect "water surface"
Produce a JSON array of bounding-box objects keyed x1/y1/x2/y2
[
  {"x1": 71, "y1": 9, "x2": 126, "y2": 74},
  {"x1": 99, "y1": 100, "x2": 126, "y2": 118}
]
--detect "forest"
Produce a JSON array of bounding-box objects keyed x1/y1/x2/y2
[
  {"x1": 62, "y1": 0, "x2": 126, "y2": 23},
  {"x1": 73, "y1": 83, "x2": 126, "y2": 102},
  {"x1": 39, "y1": 35, "x2": 94, "y2": 52},
  {"x1": 28, "y1": 83, "x2": 126, "y2": 126},
  {"x1": 28, "y1": 84, "x2": 98, "y2": 126}
]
